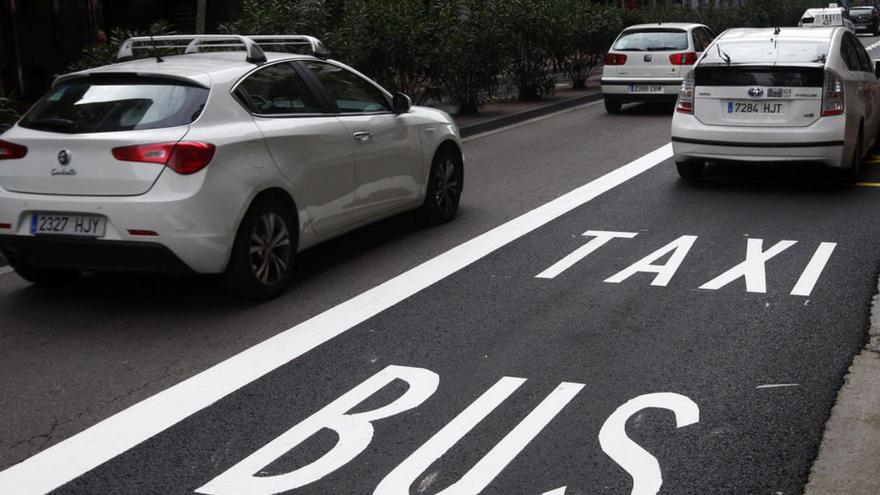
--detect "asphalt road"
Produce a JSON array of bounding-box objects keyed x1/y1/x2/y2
[{"x1": 3, "y1": 34, "x2": 880, "y2": 495}]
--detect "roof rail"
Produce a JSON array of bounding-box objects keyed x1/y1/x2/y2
[{"x1": 116, "y1": 35, "x2": 330, "y2": 64}]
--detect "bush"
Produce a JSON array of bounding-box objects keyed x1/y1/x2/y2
[
  {"x1": 550, "y1": 1, "x2": 623, "y2": 90},
  {"x1": 441, "y1": 0, "x2": 512, "y2": 113},
  {"x1": 503, "y1": 0, "x2": 557, "y2": 101}
]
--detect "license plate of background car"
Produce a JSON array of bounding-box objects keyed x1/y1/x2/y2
[
  {"x1": 30, "y1": 213, "x2": 107, "y2": 237},
  {"x1": 628, "y1": 84, "x2": 664, "y2": 94}
]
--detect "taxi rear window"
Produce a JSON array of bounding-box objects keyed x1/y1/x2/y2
[
  {"x1": 612, "y1": 29, "x2": 688, "y2": 52},
  {"x1": 700, "y1": 40, "x2": 830, "y2": 66}
]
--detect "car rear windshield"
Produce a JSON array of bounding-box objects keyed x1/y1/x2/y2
[
  {"x1": 700, "y1": 40, "x2": 830, "y2": 66},
  {"x1": 20, "y1": 77, "x2": 209, "y2": 134},
  {"x1": 612, "y1": 29, "x2": 688, "y2": 52},
  {"x1": 695, "y1": 66, "x2": 825, "y2": 87}
]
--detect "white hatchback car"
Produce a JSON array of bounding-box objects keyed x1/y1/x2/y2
[
  {"x1": 0, "y1": 35, "x2": 463, "y2": 299},
  {"x1": 672, "y1": 27, "x2": 880, "y2": 180},
  {"x1": 601, "y1": 23, "x2": 716, "y2": 114}
]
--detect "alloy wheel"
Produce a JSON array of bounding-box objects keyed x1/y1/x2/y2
[
  {"x1": 249, "y1": 212, "x2": 291, "y2": 286},
  {"x1": 433, "y1": 157, "x2": 460, "y2": 216}
]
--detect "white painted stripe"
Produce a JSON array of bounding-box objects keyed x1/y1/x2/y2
[
  {"x1": 791, "y1": 242, "x2": 837, "y2": 297},
  {"x1": 0, "y1": 266, "x2": 13, "y2": 277},
  {"x1": 0, "y1": 144, "x2": 673, "y2": 495},
  {"x1": 756, "y1": 384, "x2": 799, "y2": 389},
  {"x1": 865, "y1": 39, "x2": 880, "y2": 52}
]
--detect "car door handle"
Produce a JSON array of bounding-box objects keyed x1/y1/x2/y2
[{"x1": 352, "y1": 131, "x2": 372, "y2": 142}]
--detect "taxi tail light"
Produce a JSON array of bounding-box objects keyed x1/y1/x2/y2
[
  {"x1": 822, "y1": 69, "x2": 845, "y2": 117},
  {"x1": 669, "y1": 52, "x2": 698, "y2": 65},
  {"x1": 676, "y1": 70, "x2": 695, "y2": 114},
  {"x1": 604, "y1": 53, "x2": 628, "y2": 66},
  {"x1": 113, "y1": 141, "x2": 215, "y2": 175},
  {"x1": 0, "y1": 140, "x2": 27, "y2": 160}
]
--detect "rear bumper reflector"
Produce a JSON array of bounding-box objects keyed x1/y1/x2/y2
[
  {"x1": 128, "y1": 229, "x2": 159, "y2": 237},
  {"x1": 0, "y1": 223, "x2": 10, "y2": 229},
  {"x1": 671, "y1": 137, "x2": 844, "y2": 148}
]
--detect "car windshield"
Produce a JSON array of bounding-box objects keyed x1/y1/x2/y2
[
  {"x1": 613, "y1": 29, "x2": 688, "y2": 52},
  {"x1": 700, "y1": 40, "x2": 830, "y2": 66},
  {"x1": 20, "y1": 77, "x2": 209, "y2": 134}
]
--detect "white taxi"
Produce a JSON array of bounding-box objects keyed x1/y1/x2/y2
[{"x1": 671, "y1": 27, "x2": 880, "y2": 181}]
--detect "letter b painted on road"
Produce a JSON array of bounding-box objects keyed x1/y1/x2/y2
[{"x1": 196, "y1": 365, "x2": 439, "y2": 495}]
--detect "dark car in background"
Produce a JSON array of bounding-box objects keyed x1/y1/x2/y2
[{"x1": 850, "y1": 5, "x2": 880, "y2": 35}]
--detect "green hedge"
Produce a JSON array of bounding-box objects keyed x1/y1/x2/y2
[{"x1": 68, "y1": 0, "x2": 832, "y2": 114}]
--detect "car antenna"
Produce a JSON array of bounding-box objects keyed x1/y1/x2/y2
[
  {"x1": 150, "y1": 35, "x2": 164, "y2": 63},
  {"x1": 774, "y1": 26, "x2": 781, "y2": 35}
]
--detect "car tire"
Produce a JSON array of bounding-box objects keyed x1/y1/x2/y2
[
  {"x1": 13, "y1": 263, "x2": 81, "y2": 285},
  {"x1": 676, "y1": 160, "x2": 704, "y2": 180},
  {"x1": 222, "y1": 198, "x2": 297, "y2": 301},
  {"x1": 421, "y1": 146, "x2": 464, "y2": 224},
  {"x1": 604, "y1": 97, "x2": 623, "y2": 114}
]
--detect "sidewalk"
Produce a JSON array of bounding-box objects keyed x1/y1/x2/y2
[{"x1": 805, "y1": 281, "x2": 880, "y2": 495}]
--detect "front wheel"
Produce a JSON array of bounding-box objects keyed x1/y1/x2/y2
[
  {"x1": 13, "y1": 263, "x2": 81, "y2": 285},
  {"x1": 222, "y1": 199, "x2": 297, "y2": 300},
  {"x1": 421, "y1": 147, "x2": 463, "y2": 224},
  {"x1": 676, "y1": 160, "x2": 705, "y2": 180}
]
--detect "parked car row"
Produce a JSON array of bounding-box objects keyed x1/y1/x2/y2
[{"x1": 601, "y1": 4, "x2": 880, "y2": 181}]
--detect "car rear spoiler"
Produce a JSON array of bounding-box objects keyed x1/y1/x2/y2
[{"x1": 116, "y1": 35, "x2": 330, "y2": 64}]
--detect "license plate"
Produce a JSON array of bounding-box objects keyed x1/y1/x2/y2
[
  {"x1": 727, "y1": 101, "x2": 786, "y2": 114},
  {"x1": 628, "y1": 84, "x2": 663, "y2": 94},
  {"x1": 31, "y1": 213, "x2": 107, "y2": 237}
]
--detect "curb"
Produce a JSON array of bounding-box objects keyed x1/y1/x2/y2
[
  {"x1": 804, "y1": 278, "x2": 880, "y2": 495},
  {"x1": 458, "y1": 91, "x2": 603, "y2": 138}
]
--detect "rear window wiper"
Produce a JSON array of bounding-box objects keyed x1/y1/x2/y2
[{"x1": 716, "y1": 44, "x2": 732, "y2": 65}]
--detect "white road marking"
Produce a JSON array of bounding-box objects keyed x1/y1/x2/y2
[
  {"x1": 198, "y1": 365, "x2": 439, "y2": 495},
  {"x1": 0, "y1": 265, "x2": 13, "y2": 277},
  {"x1": 605, "y1": 236, "x2": 698, "y2": 287},
  {"x1": 756, "y1": 384, "x2": 799, "y2": 389},
  {"x1": 865, "y1": 39, "x2": 880, "y2": 52},
  {"x1": 791, "y1": 243, "x2": 837, "y2": 297},
  {"x1": 599, "y1": 393, "x2": 700, "y2": 495},
  {"x1": 700, "y1": 239, "x2": 797, "y2": 293},
  {"x1": 373, "y1": 383, "x2": 584, "y2": 495},
  {"x1": 536, "y1": 230, "x2": 638, "y2": 279},
  {"x1": 375, "y1": 377, "x2": 527, "y2": 495},
  {"x1": 542, "y1": 488, "x2": 567, "y2": 495},
  {"x1": 0, "y1": 144, "x2": 674, "y2": 494}
]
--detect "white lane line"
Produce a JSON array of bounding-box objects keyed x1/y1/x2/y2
[
  {"x1": 791, "y1": 242, "x2": 837, "y2": 297},
  {"x1": 0, "y1": 144, "x2": 673, "y2": 495},
  {"x1": 866, "y1": 39, "x2": 880, "y2": 52},
  {"x1": 756, "y1": 384, "x2": 800, "y2": 389}
]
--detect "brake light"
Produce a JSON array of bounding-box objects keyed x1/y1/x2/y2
[
  {"x1": 676, "y1": 70, "x2": 695, "y2": 114},
  {"x1": 669, "y1": 52, "x2": 698, "y2": 66},
  {"x1": 822, "y1": 69, "x2": 845, "y2": 117},
  {"x1": 0, "y1": 140, "x2": 27, "y2": 160},
  {"x1": 604, "y1": 53, "x2": 628, "y2": 66},
  {"x1": 112, "y1": 141, "x2": 215, "y2": 175}
]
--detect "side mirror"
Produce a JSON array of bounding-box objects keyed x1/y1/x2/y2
[
  {"x1": 874, "y1": 60, "x2": 880, "y2": 79},
  {"x1": 392, "y1": 92, "x2": 411, "y2": 114}
]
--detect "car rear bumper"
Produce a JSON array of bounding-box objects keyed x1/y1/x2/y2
[
  {"x1": 0, "y1": 235, "x2": 194, "y2": 273},
  {"x1": 601, "y1": 78, "x2": 682, "y2": 102},
  {"x1": 0, "y1": 170, "x2": 243, "y2": 274},
  {"x1": 671, "y1": 113, "x2": 847, "y2": 167}
]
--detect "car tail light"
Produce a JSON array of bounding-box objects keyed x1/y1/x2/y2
[
  {"x1": 669, "y1": 52, "x2": 698, "y2": 65},
  {"x1": 604, "y1": 53, "x2": 628, "y2": 66},
  {"x1": 112, "y1": 141, "x2": 215, "y2": 175},
  {"x1": 676, "y1": 70, "x2": 695, "y2": 114},
  {"x1": 0, "y1": 140, "x2": 27, "y2": 160},
  {"x1": 822, "y1": 70, "x2": 845, "y2": 117}
]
